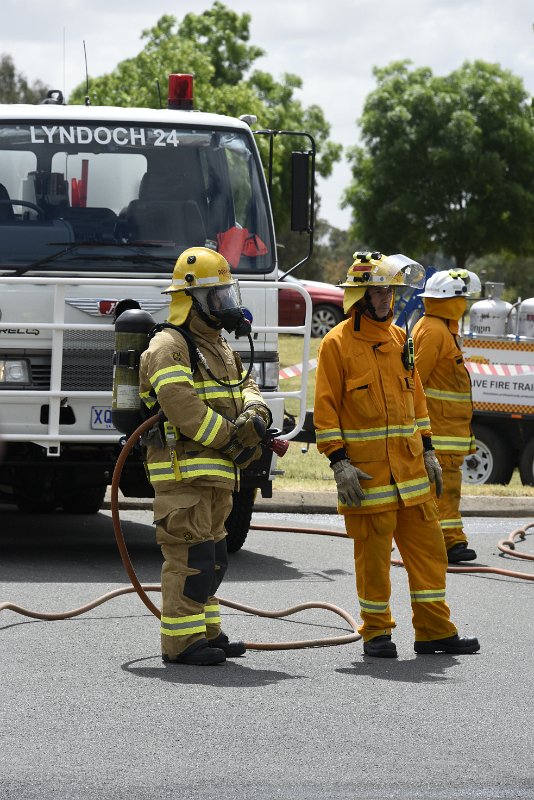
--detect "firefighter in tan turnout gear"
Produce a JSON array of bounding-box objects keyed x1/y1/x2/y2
[
  {"x1": 139, "y1": 247, "x2": 271, "y2": 666},
  {"x1": 412, "y1": 269, "x2": 481, "y2": 564},
  {"x1": 314, "y1": 251, "x2": 480, "y2": 658}
]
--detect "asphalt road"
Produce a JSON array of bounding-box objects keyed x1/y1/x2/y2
[{"x1": 1, "y1": 507, "x2": 534, "y2": 800}]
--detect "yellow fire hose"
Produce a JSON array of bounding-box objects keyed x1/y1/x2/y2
[{"x1": 1, "y1": 415, "x2": 533, "y2": 649}]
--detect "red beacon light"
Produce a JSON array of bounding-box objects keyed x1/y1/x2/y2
[{"x1": 167, "y1": 74, "x2": 194, "y2": 110}]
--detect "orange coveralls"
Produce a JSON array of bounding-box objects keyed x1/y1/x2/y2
[
  {"x1": 314, "y1": 310, "x2": 457, "y2": 644},
  {"x1": 412, "y1": 297, "x2": 475, "y2": 550}
]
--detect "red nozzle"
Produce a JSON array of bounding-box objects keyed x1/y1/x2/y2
[{"x1": 269, "y1": 438, "x2": 289, "y2": 457}]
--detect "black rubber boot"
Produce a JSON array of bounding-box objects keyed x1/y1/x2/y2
[
  {"x1": 414, "y1": 634, "x2": 480, "y2": 655},
  {"x1": 162, "y1": 639, "x2": 226, "y2": 665},
  {"x1": 363, "y1": 635, "x2": 398, "y2": 658},
  {"x1": 208, "y1": 632, "x2": 246, "y2": 658},
  {"x1": 447, "y1": 542, "x2": 477, "y2": 563}
]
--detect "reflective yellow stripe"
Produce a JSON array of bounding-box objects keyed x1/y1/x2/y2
[
  {"x1": 441, "y1": 518, "x2": 462, "y2": 530},
  {"x1": 396, "y1": 476, "x2": 430, "y2": 502},
  {"x1": 150, "y1": 365, "x2": 193, "y2": 393},
  {"x1": 425, "y1": 388, "x2": 471, "y2": 403},
  {"x1": 147, "y1": 455, "x2": 234, "y2": 483},
  {"x1": 205, "y1": 603, "x2": 221, "y2": 624},
  {"x1": 316, "y1": 428, "x2": 343, "y2": 443},
  {"x1": 147, "y1": 461, "x2": 175, "y2": 481},
  {"x1": 410, "y1": 588, "x2": 446, "y2": 603},
  {"x1": 343, "y1": 423, "x2": 417, "y2": 442},
  {"x1": 416, "y1": 416, "x2": 431, "y2": 429},
  {"x1": 160, "y1": 612, "x2": 206, "y2": 637},
  {"x1": 179, "y1": 456, "x2": 235, "y2": 480},
  {"x1": 339, "y1": 483, "x2": 398, "y2": 510},
  {"x1": 195, "y1": 379, "x2": 240, "y2": 402},
  {"x1": 195, "y1": 407, "x2": 224, "y2": 446},
  {"x1": 140, "y1": 389, "x2": 157, "y2": 409},
  {"x1": 433, "y1": 435, "x2": 474, "y2": 452},
  {"x1": 358, "y1": 596, "x2": 389, "y2": 614}
]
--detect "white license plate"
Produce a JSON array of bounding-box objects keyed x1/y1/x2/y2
[{"x1": 91, "y1": 406, "x2": 115, "y2": 430}]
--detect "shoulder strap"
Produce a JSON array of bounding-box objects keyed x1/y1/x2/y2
[{"x1": 149, "y1": 322, "x2": 200, "y2": 373}]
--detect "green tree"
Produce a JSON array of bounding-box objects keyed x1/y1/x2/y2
[
  {"x1": 69, "y1": 3, "x2": 341, "y2": 247},
  {"x1": 0, "y1": 53, "x2": 49, "y2": 103},
  {"x1": 343, "y1": 60, "x2": 534, "y2": 268}
]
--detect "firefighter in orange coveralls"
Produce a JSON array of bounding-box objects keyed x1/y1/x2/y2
[
  {"x1": 139, "y1": 247, "x2": 271, "y2": 666},
  {"x1": 412, "y1": 269, "x2": 481, "y2": 564},
  {"x1": 314, "y1": 251, "x2": 480, "y2": 658}
]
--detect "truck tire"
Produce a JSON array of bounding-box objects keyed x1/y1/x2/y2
[
  {"x1": 461, "y1": 424, "x2": 514, "y2": 485},
  {"x1": 311, "y1": 304, "x2": 344, "y2": 338},
  {"x1": 225, "y1": 487, "x2": 256, "y2": 553},
  {"x1": 61, "y1": 485, "x2": 107, "y2": 514},
  {"x1": 518, "y1": 438, "x2": 534, "y2": 486}
]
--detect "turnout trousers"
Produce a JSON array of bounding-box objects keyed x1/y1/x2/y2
[
  {"x1": 435, "y1": 452, "x2": 468, "y2": 550},
  {"x1": 155, "y1": 485, "x2": 233, "y2": 659},
  {"x1": 344, "y1": 500, "x2": 458, "y2": 643}
]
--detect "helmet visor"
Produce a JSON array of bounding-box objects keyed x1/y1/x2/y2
[
  {"x1": 189, "y1": 283, "x2": 242, "y2": 317},
  {"x1": 386, "y1": 255, "x2": 426, "y2": 289}
]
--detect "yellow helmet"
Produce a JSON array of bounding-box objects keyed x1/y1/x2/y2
[
  {"x1": 340, "y1": 251, "x2": 426, "y2": 314},
  {"x1": 163, "y1": 247, "x2": 238, "y2": 326}
]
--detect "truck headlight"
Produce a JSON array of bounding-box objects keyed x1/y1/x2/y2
[
  {"x1": 262, "y1": 361, "x2": 279, "y2": 390},
  {"x1": 0, "y1": 359, "x2": 31, "y2": 383},
  {"x1": 249, "y1": 360, "x2": 279, "y2": 390}
]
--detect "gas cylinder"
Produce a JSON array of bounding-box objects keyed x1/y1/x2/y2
[
  {"x1": 517, "y1": 298, "x2": 534, "y2": 339},
  {"x1": 469, "y1": 283, "x2": 512, "y2": 336},
  {"x1": 112, "y1": 305, "x2": 155, "y2": 435}
]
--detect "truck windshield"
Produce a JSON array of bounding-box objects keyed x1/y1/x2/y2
[{"x1": 0, "y1": 122, "x2": 274, "y2": 275}]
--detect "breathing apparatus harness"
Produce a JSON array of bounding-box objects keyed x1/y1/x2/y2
[{"x1": 149, "y1": 319, "x2": 255, "y2": 391}]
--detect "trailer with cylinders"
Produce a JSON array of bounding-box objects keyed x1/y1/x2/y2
[
  {"x1": 461, "y1": 281, "x2": 534, "y2": 486},
  {"x1": 0, "y1": 74, "x2": 314, "y2": 551}
]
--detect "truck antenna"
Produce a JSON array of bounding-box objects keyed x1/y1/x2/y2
[
  {"x1": 83, "y1": 40, "x2": 91, "y2": 106},
  {"x1": 156, "y1": 79, "x2": 162, "y2": 109}
]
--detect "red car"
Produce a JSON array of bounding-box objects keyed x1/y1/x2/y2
[{"x1": 278, "y1": 271, "x2": 346, "y2": 337}]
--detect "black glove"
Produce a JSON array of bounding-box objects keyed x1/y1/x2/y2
[
  {"x1": 234, "y1": 404, "x2": 271, "y2": 448},
  {"x1": 221, "y1": 436, "x2": 262, "y2": 469}
]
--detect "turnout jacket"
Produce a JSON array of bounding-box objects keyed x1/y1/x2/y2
[
  {"x1": 314, "y1": 310, "x2": 433, "y2": 514},
  {"x1": 412, "y1": 298, "x2": 475, "y2": 456},
  {"x1": 139, "y1": 311, "x2": 265, "y2": 495}
]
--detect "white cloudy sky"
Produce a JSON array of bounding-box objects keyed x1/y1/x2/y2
[{"x1": 3, "y1": 0, "x2": 534, "y2": 228}]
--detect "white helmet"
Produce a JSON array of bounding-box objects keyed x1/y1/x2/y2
[{"x1": 420, "y1": 269, "x2": 481, "y2": 298}]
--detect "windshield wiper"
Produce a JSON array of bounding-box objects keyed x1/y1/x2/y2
[{"x1": 10, "y1": 240, "x2": 175, "y2": 276}]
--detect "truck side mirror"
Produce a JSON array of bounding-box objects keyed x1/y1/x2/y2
[{"x1": 290, "y1": 151, "x2": 311, "y2": 233}]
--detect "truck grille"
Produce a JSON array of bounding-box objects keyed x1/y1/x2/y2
[
  {"x1": 27, "y1": 330, "x2": 115, "y2": 391},
  {"x1": 61, "y1": 330, "x2": 115, "y2": 390}
]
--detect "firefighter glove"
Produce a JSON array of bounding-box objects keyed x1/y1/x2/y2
[
  {"x1": 234, "y1": 408, "x2": 268, "y2": 448},
  {"x1": 331, "y1": 459, "x2": 373, "y2": 507},
  {"x1": 423, "y1": 449, "x2": 443, "y2": 498},
  {"x1": 221, "y1": 436, "x2": 262, "y2": 469}
]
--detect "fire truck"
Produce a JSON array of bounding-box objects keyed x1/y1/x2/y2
[
  {"x1": 0, "y1": 75, "x2": 314, "y2": 550},
  {"x1": 461, "y1": 282, "x2": 534, "y2": 486}
]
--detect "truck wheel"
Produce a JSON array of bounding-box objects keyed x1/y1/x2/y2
[
  {"x1": 461, "y1": 424, "x2": 514, "y2": 485},
  {"x1": 61, "y1": 485, "x2": 107, "y2": 514},
  {"x1": 225, "y1": 487, "x2": 256, "y2": 553},
  {"x1": 311, "y1": 304, "x2": 344, "y2": 338},
  {"x1": 518, "y1": 438, "x2": 534, "y2": 486}
]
